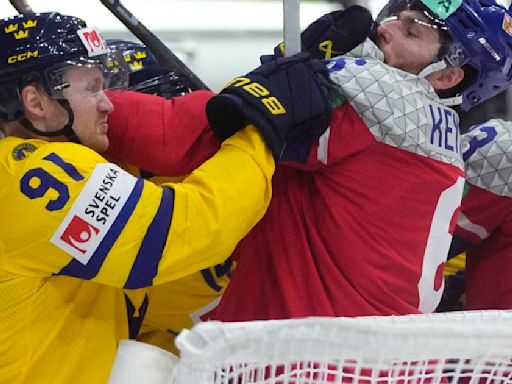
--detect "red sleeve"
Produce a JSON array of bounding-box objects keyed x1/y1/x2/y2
[
  {"x1": 454, "y1": 185, "x2": 512, "y2": 246},
  {"x1": 105, "y1": 89, "x2": 221, "y2": 176}
]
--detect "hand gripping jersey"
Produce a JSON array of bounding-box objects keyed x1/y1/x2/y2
[
  {"x1": 210, "y1": 39, "x2": 465, "y2": 320},
  {"x1": 106, "y1": 43, "x2": 464, "y2": 322},
  {"x1": 0, "y1": 126, "x2": 272, "y2": 383},
  {"x1": 106, "y1": 90, "x2": 236, "y2": 353},
  {"x1": 449, "y1": 119, "x2": 512, "y2": 310}
]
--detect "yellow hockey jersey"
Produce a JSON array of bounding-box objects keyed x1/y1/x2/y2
[
  {"x1": 113, "y1": 171, "x2": 236, "y2": 355},
  {"x1": 117, "y1": 167, "x2": 236, "y2": 355},
  {"x1": 136, "y1": 258, "x2": 235, "y2": 354},
  {"x1": 0, "y1": 126, "x2": 273, "y2": 383}
]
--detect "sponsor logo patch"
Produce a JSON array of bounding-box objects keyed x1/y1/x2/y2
[
  {"x1": 51, "y1": 163, "x2": 137, "y2": 264},
  {"x1": 77, "y1": 27, "x2": 108, "y2": 57},
  {"x1": 59, "y1": 215, "x2": 100, "y2": 254}
]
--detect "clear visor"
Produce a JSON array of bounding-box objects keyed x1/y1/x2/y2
[
  {"x1": 128, "y1": 74, "x2": 190, "y2": 98},
  {"x1": 44, "y1": 51, "x2": 129, "y2": 99},
  {"x1": 129, "y1": 75, "x2": 168, "y2": 93},
  {"x1": 379, "y1": 11, "x2": 447, "y2": 32},
  {"x1": 376, "y1": 0, "x2": 447, "y2": 34},
  {"x1": 373, "y1": 0, "x2": 452, "y2": 67}
]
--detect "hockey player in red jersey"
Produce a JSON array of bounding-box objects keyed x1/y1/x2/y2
[
  {"x1": 444, "y1": 118, "x2": 512, "y2": 310},
  {"x1": 105, "y1": 0, "x2": 512, "y2": 320}
]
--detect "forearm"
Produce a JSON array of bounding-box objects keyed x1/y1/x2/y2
[{"x1": 152, "y1": 124, "x2": 274, "y2": 284}]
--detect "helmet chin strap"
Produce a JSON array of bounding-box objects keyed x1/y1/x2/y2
[
  {"x1": 437, "y1": 94, "x2": 463, "y2": 106},
  {"x1": 417, "y1": 60, "x2": 447, "y2": 78},
  {"x1": 19, "y1": 98, "x2": 81, "y2": 143},
  {"x1": 418, "y1": 60, "x2": 463, "y2": 106}
]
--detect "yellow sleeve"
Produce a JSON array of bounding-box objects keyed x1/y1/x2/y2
[
  {"x1": 136, "y1": 258, "x2": 235, "y2": 353},
  {"x1": 0, "y1": 126, "x2": 273, "y2": 288}
]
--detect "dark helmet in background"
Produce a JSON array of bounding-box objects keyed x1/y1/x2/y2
[{"x1": 107, "y1": 39, "x2": 190, "y2": 99}]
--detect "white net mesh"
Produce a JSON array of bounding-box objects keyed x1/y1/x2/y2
[{"x1": 172, "y1": 311, "x2": 512, "y2": 384}]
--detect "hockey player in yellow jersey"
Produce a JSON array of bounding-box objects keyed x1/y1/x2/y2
[
  {"x1": 104, "y1": 39, "x2": 234, "y2": 353},
  {"x1": 0, "y1": 12, "x2": 333, "y2": 384}
]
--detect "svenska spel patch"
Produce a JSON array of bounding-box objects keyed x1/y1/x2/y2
[{"x1": 51, "y1": 163, "x2": 137, "y2": 265}]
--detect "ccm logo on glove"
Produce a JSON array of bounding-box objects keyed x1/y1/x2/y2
[{"x1": 225, "y1": 77, "x2": 286, "y2": 116}]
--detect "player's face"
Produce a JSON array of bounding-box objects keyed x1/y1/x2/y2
[
  {"x1": 60, "y1": 66, "x2": 114, "y2": 153},
  {"x1": 374, "y1": 10, "x2": 442, "y2": 75}
]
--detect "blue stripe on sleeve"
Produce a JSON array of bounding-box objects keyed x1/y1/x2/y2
[
  {"x1": 57, "y1": 179, "x2": 144, "y2": 280},
  {"x1": 124, "y1": 187, "x2": 175, "y2": 289}
]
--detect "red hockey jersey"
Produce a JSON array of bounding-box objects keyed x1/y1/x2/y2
[
  {"x1": 106, "y1": 41, "x2": 464, "y2": 320},
  {"x1": 211, "y1": 43, "x2": 464, "y2": 320}
]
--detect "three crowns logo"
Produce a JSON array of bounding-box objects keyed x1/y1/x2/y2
[
  {"x1": 5, "y1": 19, "x2": 38, "y2": 40},
  {"x1": 123, "y1": 51, "x2": 147, "y2": 62},
  {"x1": 123, "y1": 50, "x2": 147, "y2": 70}
]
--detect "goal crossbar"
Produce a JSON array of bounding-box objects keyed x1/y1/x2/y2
[{"x1": 172, "y1": 311, "x2": 512, "y2": 384}]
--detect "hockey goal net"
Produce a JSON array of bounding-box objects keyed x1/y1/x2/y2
[{"x1": 171, "y1": 311, "x2": 512, "y2": 384}]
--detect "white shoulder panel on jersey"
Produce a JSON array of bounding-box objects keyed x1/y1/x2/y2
[
  {"x1": 326, "y1": 39, "x2": 463, "y2": 170},
  {"x1": 462, "y1": 119, "x2": 512, "y2": 197}
]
